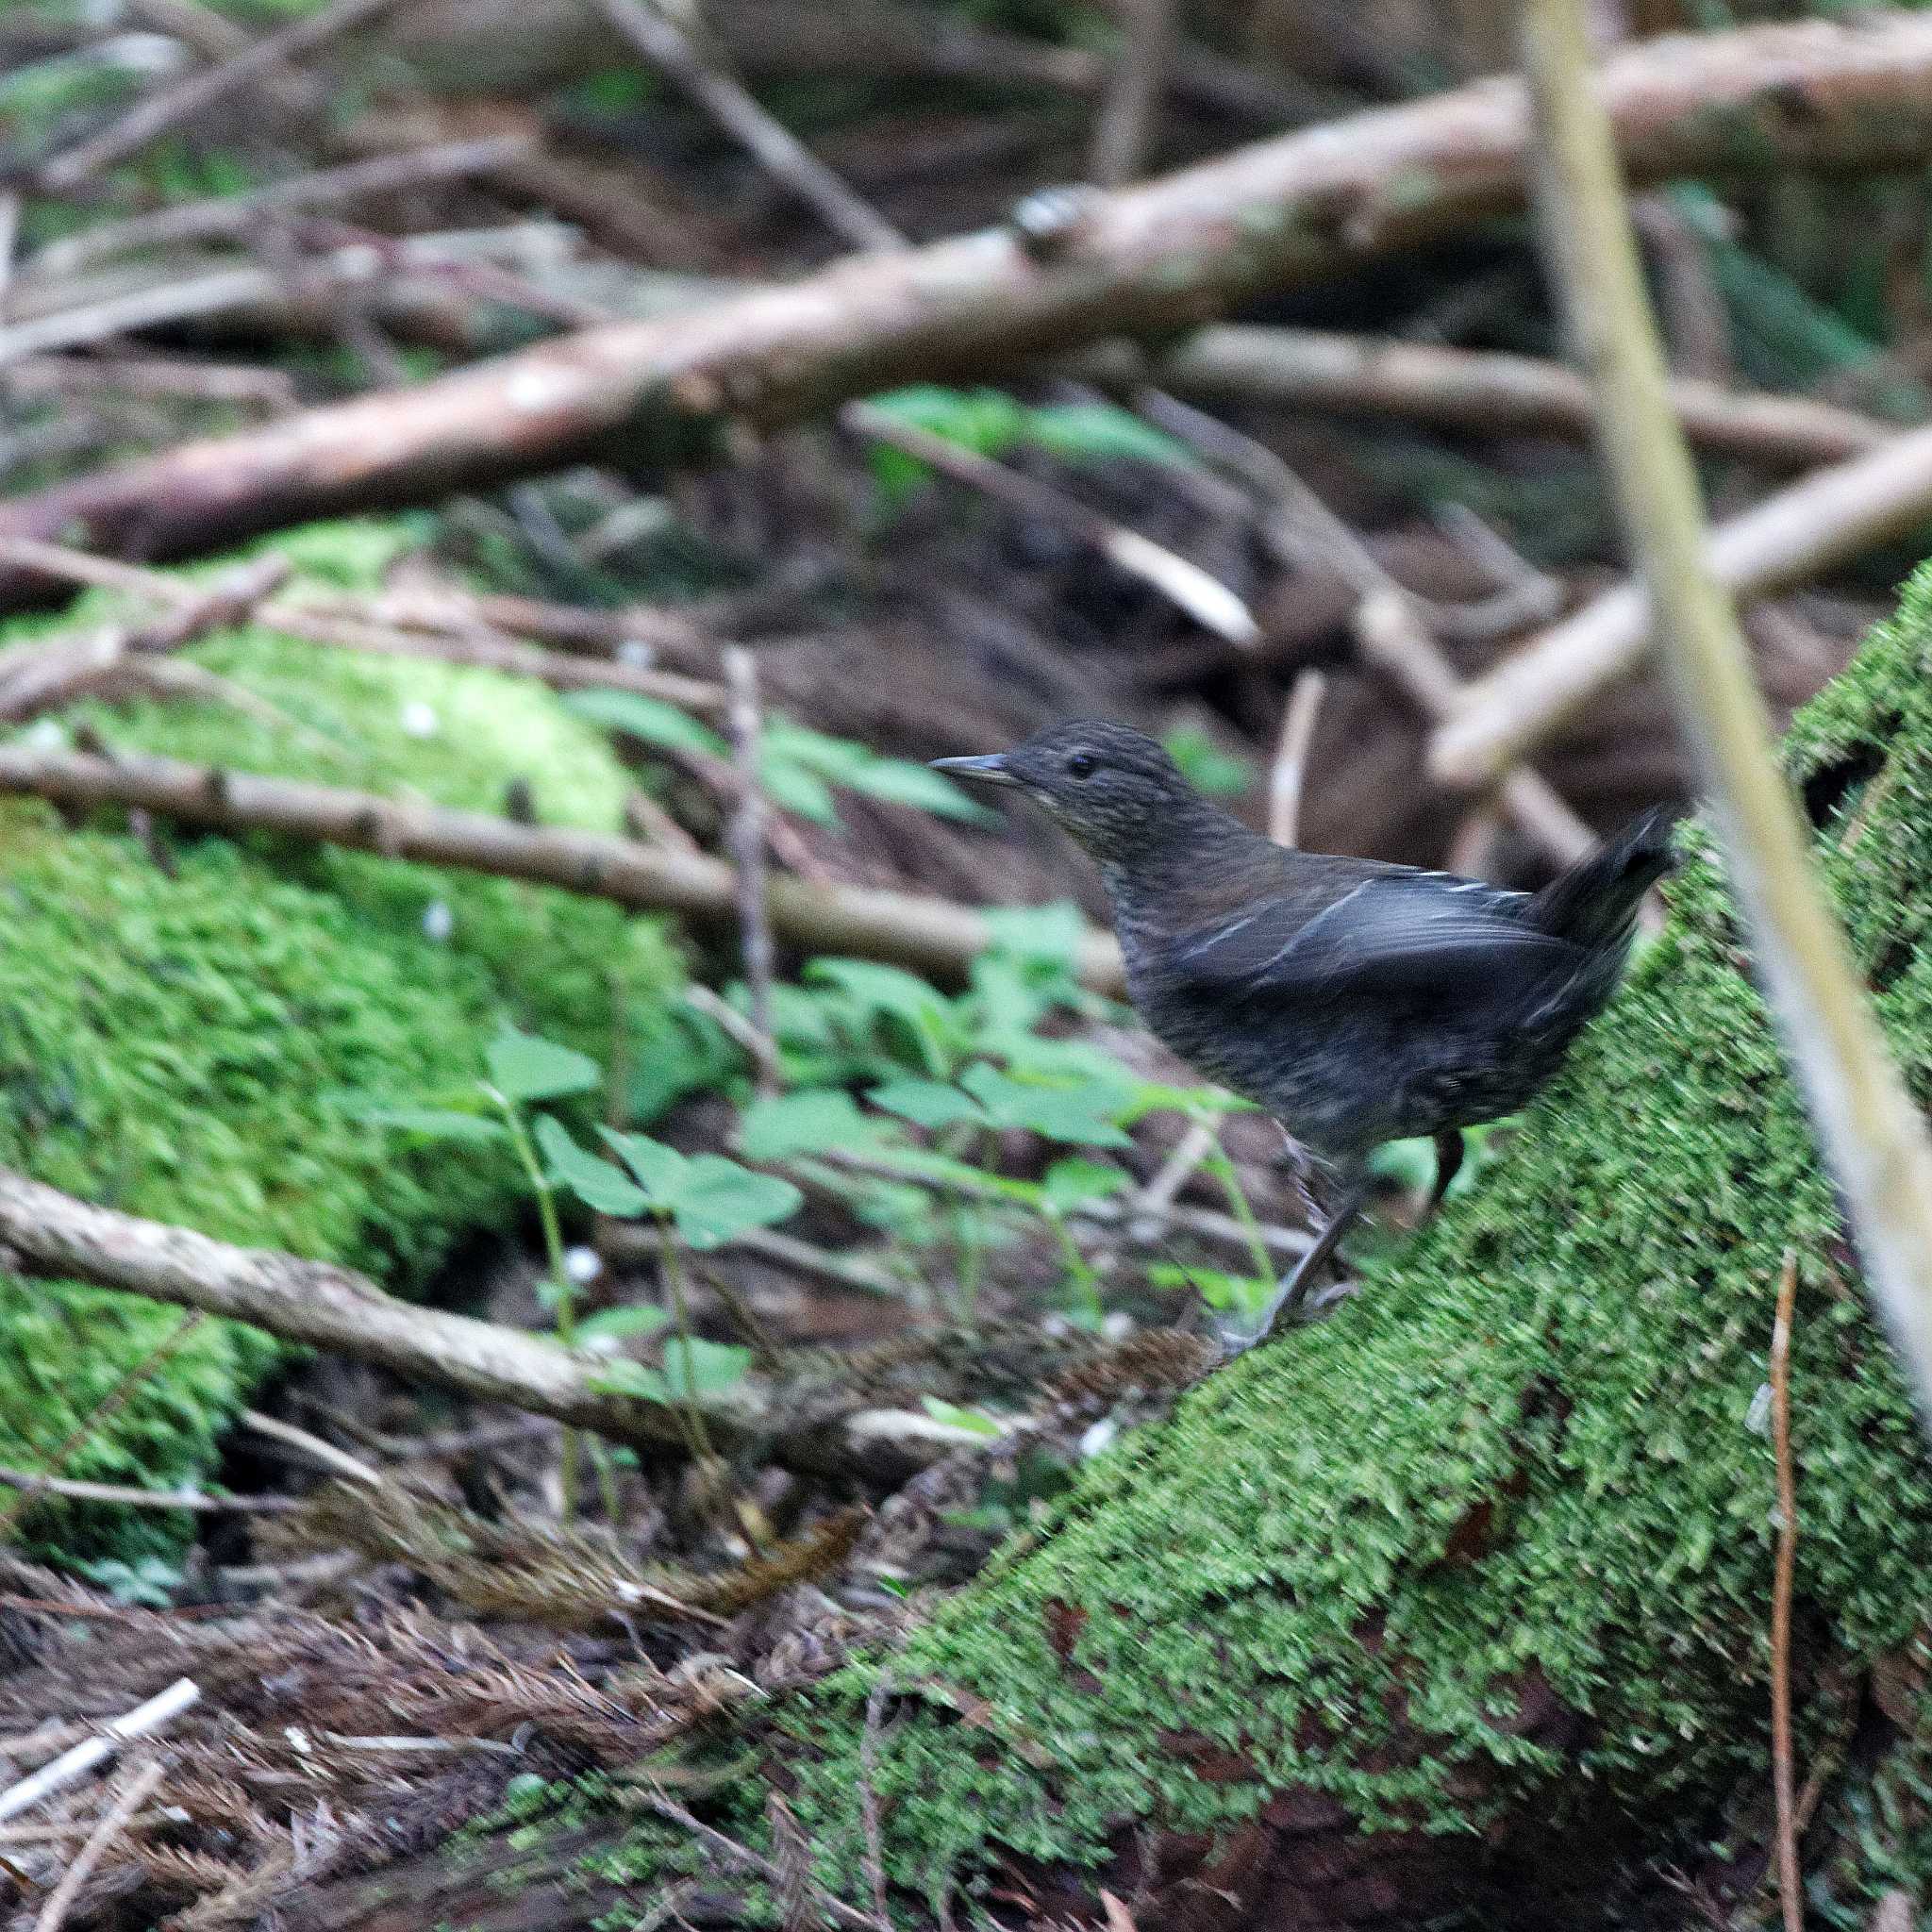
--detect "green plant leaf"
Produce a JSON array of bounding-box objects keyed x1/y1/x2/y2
[
  {"x1": 807, "y1": 959, "x2": 952, "y2": 1037},
  {"x1": 840, "y1": 757, "x2": 1001, "y2": 824},
  {"x1": 1162, "y1": 724, "x2": 1253, "y2": 799},
  {"x1": 761, "y1": 719, "x2": 876, "y2": 781},
  {"x1": 563, "y1": 689, "x2": 729, "y2": 759},
  {"x1": 535, "y1": 1115, "x2": 650, "y2": 1216},
  {"x1": 921, "y1": 1395, "x2": 1005, "y2": 1438},
  {"x1": 1147, "y1": 1261, "x2": 1273, "y2": 1316},
  {"x1": 738, "y1": 1089, "x2": 899, "y2": 1160},
  {"x1": 587, "y1": 1359, "x2": 671, "y2": 1402},
  {"x1": 600, "y1": 1128, "x2": 690, "y2": 1202},
  {"x1": 661, "y1": 1336, "x2": 754, "y2": 1396},
  {"x1": 576, "y1": 1304, "x2": 673, "y2": 1345},
  {"x1": 347, "y1": 1105, "x2": 508, "y2": 1145},
  {"x1": 980, "y1": 901, "x2": 1088, "y2": 968},
  {"x1": 759, "y1": 754, "x2": 841, "y2": 825},
  {"x1": 671, "y1": 1156, "x2": 804, "y2": 1247},
  {"x1": 486, "y1": 1025, "x2": 601, "y2": 1105},
  {"x1": 958, "y1": 1062, "x2": 1132, "y2": 1147},
  {"x1": 1025, "y1": 401, "x2": 1195, "y2": 470},
  {"x1": 868, "y1": 1077, "x2": 986, "y2": 1130},
  {"x1": 1041, "y1": 1158, "x2": 1130, "y2": 1211}
]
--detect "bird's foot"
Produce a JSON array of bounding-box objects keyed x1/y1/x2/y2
[{"x1": 1218, "y1": 1181, "x2": 1369, "y2": 1353}]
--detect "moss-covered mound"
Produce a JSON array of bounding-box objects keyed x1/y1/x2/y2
[
  {"x1": 0, "y1": 522, "x2": 675, "y2": 1554},
  {"x1": 758, "y1": 571, "x2": 1932, "y2": 1918}
]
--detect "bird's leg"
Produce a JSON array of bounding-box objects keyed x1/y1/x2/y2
[
  {"x1": 1224, "y1": 1169, "x2": 1370, "y2": 1351},
  {"x1": 1427, "y1": 1128, "x2": 1465, "y2": 1216}
]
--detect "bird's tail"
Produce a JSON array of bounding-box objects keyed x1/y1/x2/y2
[{"x1": 1528, "y1": 806, "x2": 1677, "y2": 950}]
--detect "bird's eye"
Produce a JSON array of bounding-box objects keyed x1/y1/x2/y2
[{"x1": 1067, "y1": 753, "x2": 1097, "y2": 780}]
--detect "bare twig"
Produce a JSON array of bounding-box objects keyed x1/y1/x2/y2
[
  {"x1": 0, "y1": 1312, "x2": 207, "y2": 1545},
  {"x1": 841, "y1": 400, "x2": 1257, "y2": 644},
  {"x1": 31, "y1": 137, "x2": 537, "y2": 279},
  {"x1": 592, "y1": 0, "x2": 904, "y2": 252},
  {"x1": 1089, "y1": 0, "x2": 1177, "y2": 187},
  {"x1": 39, "y1": 0, "x2": 410, "y2": 190},
  {"x1": 723, "y1": 646, "x2": 780, "y2": 1098},
  {"x1": 1771, "y1": 1249, "x2": 1802, "y2": 1932},
  {"x1": 0, "y1": 1679, "x2": 197, "y2": 1825},
  {"x1": 9, "y1": 353, "x2": 297, "y2": 409},
  {"x1": 0, "y1": 552, "x2": 289, "y2": 724},
  {"x1": 0, "y1": 1466, "x2": 295, "y2": 1514},
  {"x1": 632, "y1": 1785, "x2": 887, "y2": 1932},
  {"x1": 1351, "y1": 590, "x2": 1596, "y2": 866},
  {"x1": 0, "y1": 742, "x2": 1124, "y2": 990},
  {"x1": 1520, "y1": 0, "x2": 1932, "y2": 1423},
  {"x1": 241, "y1": 1408, "x2": 383, "y2": 1488},
  {"x1": 31, "y1": 1755, "x2": 169, "y2": 1932},
  {"x1": 1, "y1": 227, "x2": 565, "y2": 373},
  {"x1": 1268, "y1": 670, "x2": 1327, "y2": 848},
  {"x1": 14, "y1": 16, "x2": 1932, "y2": 585}
]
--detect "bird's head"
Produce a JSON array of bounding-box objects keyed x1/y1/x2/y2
[{"x1": 932, "y1": 721, "x2": 1202, "y2": 864}]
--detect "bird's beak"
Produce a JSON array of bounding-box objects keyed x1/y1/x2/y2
[{"x1": 929, "y1": 753, "x2": 1021, "y2": 789}]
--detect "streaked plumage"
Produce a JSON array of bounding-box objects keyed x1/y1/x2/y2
[{"x1": 935, "y1": 721, "x2": 1674, "y2": 1328}]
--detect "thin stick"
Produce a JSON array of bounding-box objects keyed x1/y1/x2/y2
[
  {"x1": 0, "y1": 1312, "x2": 206, "y2": 1545},
  {"x1": 592, "y1": 0, "x2": 903, "y2": 253},
  {"x1": 841, "y1": 401, "x2": 1257, "y2": 645},
  {"x1": 0, "y1": 1680, "x2": 197, "y2": 1825},
  {"x1": 32, "y1": 1755, "x2": 168, "y2": 1932},
  {"x1": 633, "y1": 1785, "x2": 888, "y2": 1932},
  {"x1": 1089, "y1": 0, "x2": 1176, "y2": 187},
  {"x1": 722, "y1": 646, "x2": 780, "y2": 1098},
  {"x1": 1268, "y1": 670, "x2": 1326, "y2": 848},
  {"x1": 0, "y1": 553, "x2": 289, "y2": 724},
  {"x1": 31, "y1": 136, "x2": 537, "y2": 278},
  {"x1": 1770, "y1": 1249, "x2": 1802, "y2": 1932},
  {"x1": 1137, "y1": 323, "x2": 1894, "y2": 470},
  {"x1": 0, "y1": 1466, "x2": 295, "y2": 1514},
  {"x1": 39, "y1": 0, "x2": 411, "y2": 190},
  {"x1": 0, "y1": 741, "x2": 1125, "y2": 991},
  {"x1": 241, "y1": 1408, "x2": 383, "y2": 1488},
  {"x1": 1519, "y1": 0, "x2": 1932, "y2": 1424}
]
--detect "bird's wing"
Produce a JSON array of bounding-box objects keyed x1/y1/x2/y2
[{"x1": 1167, "y1": 873, "x2": 1578, "y2": 1003}]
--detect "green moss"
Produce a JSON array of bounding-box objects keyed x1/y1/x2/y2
[
  {"x1": 770, "y1": 564, "x2": 1932, "y2": 1906},
  {"x1": 0, "y1": 522, "x2": 679, "y2": 1555}
]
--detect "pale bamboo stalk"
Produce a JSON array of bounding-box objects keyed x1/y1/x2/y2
[{"x1": 1519, "y1": 0, "x2": 1932, "y2": 1424}]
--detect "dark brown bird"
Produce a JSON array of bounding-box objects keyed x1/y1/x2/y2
[{"x1": 934, "y1": 722, "x2": 1674, "y2": 1336}]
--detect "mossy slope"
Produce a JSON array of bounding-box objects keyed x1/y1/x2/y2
[
  {"x1": 780, "y1": 568, "x2": 1932, "y2": 1912},
  {"x1": 0, "y1": 522, "x2": 671, "y2": 1552}
]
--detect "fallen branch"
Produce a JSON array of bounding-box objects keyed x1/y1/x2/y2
[
  {"x1": 29, "y1": 1755, "x2": 167, "y2": 1932},
  {"x1": 0, "y1": 1165, "x2": 740, "y2": 1454},
  {"x1": 1430, "y1": 414, "x2": 1932, "y2": 790},
  {"x1": 0, "y1": 742, "x2": 1125, "y2": 991},
  {"x1": 0, "y1": 1679, "x2": 197, "y2": 1826},
  {"x1": 1144, "y1": 323, "x2": 1892, "y2": 470},
  {"x1": 10, "y1": 15, "x2": 1932, "y2": 590}
]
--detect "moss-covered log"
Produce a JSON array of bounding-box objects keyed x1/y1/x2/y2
[
  {"x1": 294, "y1": 563, "x2": 1932, "y2": 1929},
  {"x1": 763, "y1": 570, "x2": 1932, "y2": 1924},
  {"x1": 0, "y1": 522, "x2": 679, "y2": 1554}
]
